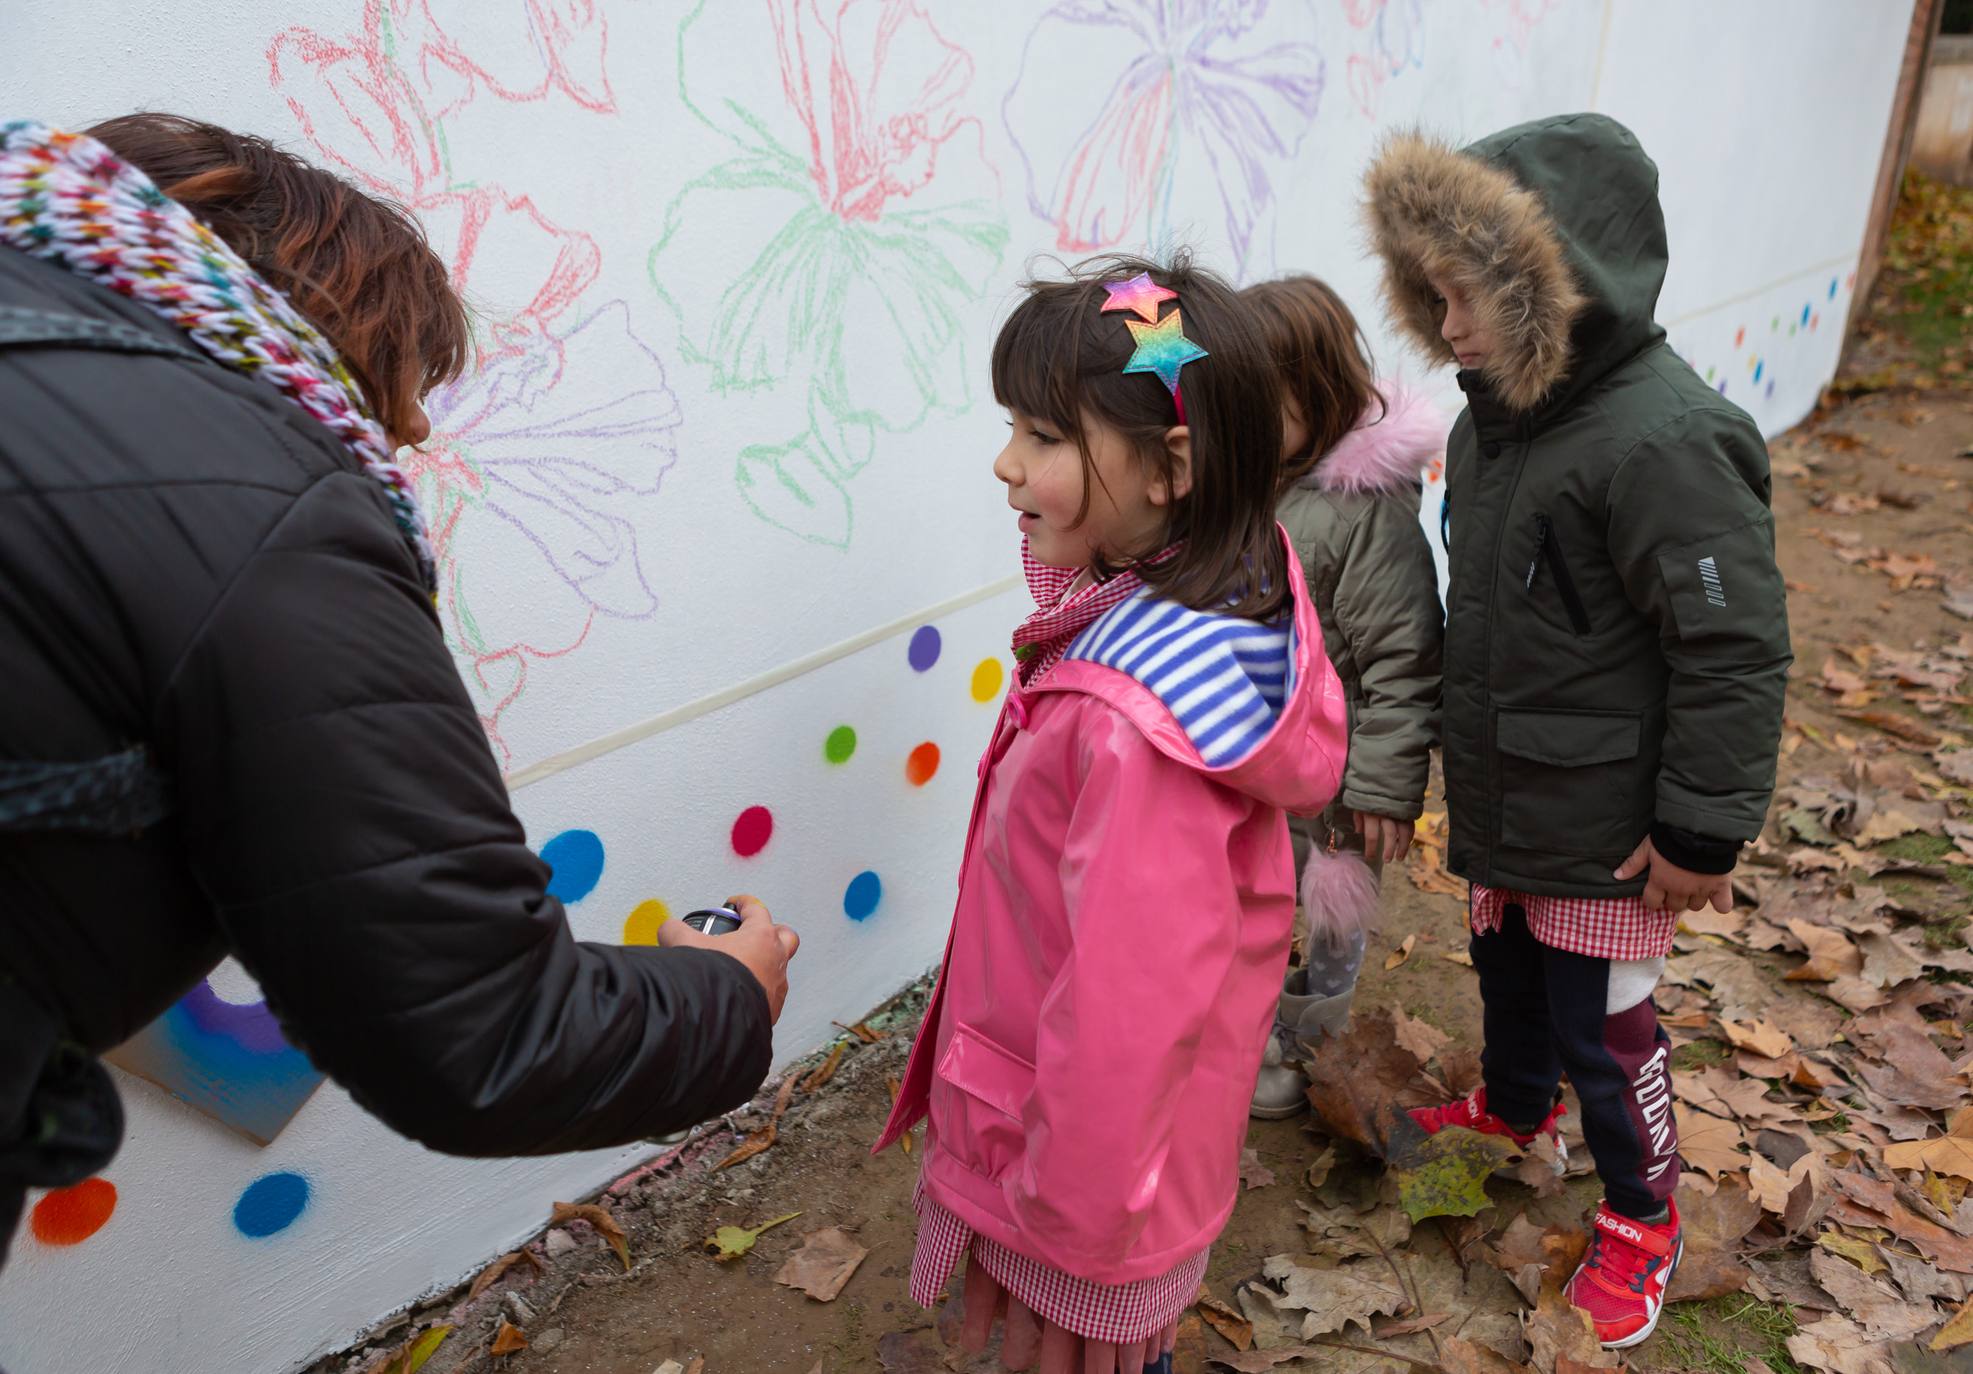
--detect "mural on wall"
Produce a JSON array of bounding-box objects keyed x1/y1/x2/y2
[
  {"x1": 649, "y1": 0, "x2": 1010, "y2": 551},
  {"x1": 271, "y1": 0, "x2": 676, "y2": 768},
  {"x1": 1002, "y1": 0, "x2": 1325, "y2": 279},
  {"x1": 0, "y1": 3, "x2": 1924, "y2": 1373}
]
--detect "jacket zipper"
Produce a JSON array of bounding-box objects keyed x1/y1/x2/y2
[{"x1": 1525, "y1": 514, "x2": 1592, "y2": 635}]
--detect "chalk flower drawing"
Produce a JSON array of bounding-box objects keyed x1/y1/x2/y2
[
  {"x1": 1002, "y1": 0, "x2": 1324, "y2": 277},
  {"x1": 1342, "y1": 0, "x2": 1424, "y2": 119},
  {"x1": 649, "y1": 0, "x2": 1009, "y2": 549},
  {"x1": 271, "y1": 0, "x2": 676, "y2": 764}
]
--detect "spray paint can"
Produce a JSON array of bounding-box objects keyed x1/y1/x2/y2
[{"x1": 679, "y1": 905, "x2": 743, "y2": 936}]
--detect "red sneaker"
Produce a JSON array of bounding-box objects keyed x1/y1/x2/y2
[
  {"x1": 1408, "y1": 1087, "x2": 1568, "y2": 1164},
  {"x1": 1565, "y1": 1198, "x2": 1684, "y2": 1348}
]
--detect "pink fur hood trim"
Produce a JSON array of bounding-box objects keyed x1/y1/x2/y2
[{"x1": 1305, "y1": 383, "x2": 1447, "y2": 496}]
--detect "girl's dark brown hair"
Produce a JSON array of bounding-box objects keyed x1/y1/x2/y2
[
  {"x1": 992, "y1": 251, "x2": 1287, "y2": 622},
  {"x1": 1241, "y1": 275, "x2": 1382, "y2": 488},
  {"x1": 85, "y1": 113, "x2": 470, "y2": 439}
]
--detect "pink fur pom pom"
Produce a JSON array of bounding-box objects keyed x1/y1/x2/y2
[{"x1": 1300, "y1": 846, "x2": 1383, "y2": 952}]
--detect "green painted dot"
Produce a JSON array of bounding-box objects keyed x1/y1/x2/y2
[
  {"x1": 825, "y1": 726, "x2": 858, "y2": 764},
  {"x1": 1705, "y1": 365, "x2": 1716, "y2": 381}
]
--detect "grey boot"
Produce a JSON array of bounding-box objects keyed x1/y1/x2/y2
[{"x1": 1250, "y1": 967, "x2": 1359, "y2": 1119}]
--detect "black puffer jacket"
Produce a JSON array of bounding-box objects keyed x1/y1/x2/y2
[{"x1": 0, "y1": 248, "x2": 772, "y2": 1181}]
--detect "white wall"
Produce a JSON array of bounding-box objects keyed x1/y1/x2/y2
[{"x1": 0, "y1": 3, "x2": 1916, "y2": 1371}]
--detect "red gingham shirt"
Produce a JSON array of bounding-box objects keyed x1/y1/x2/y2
[
  {"x1": 909, "y1": 1190, "x2": 1205, "y2": 1345},
  {"x1": 1010, "y1": 542, "x2": 1180, "y2": 686},
  {"x1": 1468, "y1": 884, "x2": 1676, "y2": 961}
]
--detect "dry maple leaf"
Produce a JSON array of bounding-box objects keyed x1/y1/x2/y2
[
  {"x1": 1720, "y1": 1016, "x2": 1794, "y2": 1059},
  {"x1": 1438, "y1": 1337, "x2": 1533, "y2": 1374},
  {"x1": 549, "y1": 1201, "x2": 630, "y2": 1271},
  {"x1": 489, "y1": 1322, "x2": 528, "y2": 1356},
  {"x1": 1809, "y1": 1247, "x2": 1936, "y2": 1340},
  {"x1": 1303, "y1": 1008, "x2": 1427, "y2": 1157},
  {"x1": 1195, "y1": 1293, "x2": 1253, "y2": 1352},
  {"x1": 1787, "y1": 1313, "x2": 1901, "y2": 1374},
  {"x1": 1523, "y1": 1284, "x2": 1620, "y2": 1370},
  {"x1": 1884, "y1": 1106, "x2": 1973, "y2": 1182},
  {"x1": 1673, "y1": 1104, "x2": 1750, "y2": 1178},
  {"x1": 1254, "y1": 1254, "x2": 1408, "y2": 1339},
  {"x1": 1784, "y1": 919, "x2": 1864, "y2": 982},
  {"x1": 1390, "y1": 1008, "x2": 1450, "y2": 1063},
  {"x1": 773, "y1": 1226, "x2": 869, "y2": 1302},
  {"x1": 1933, "y1": 1294, "x2": 1973, "y2": 1352},
  {"x1": 1238, "y1": 1147, "x2": 1277, "y2": 1191}
]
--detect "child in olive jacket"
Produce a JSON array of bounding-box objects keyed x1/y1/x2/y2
[{"x1": 1364, "y1": 113, "x2": 1791, "y2": 1349}]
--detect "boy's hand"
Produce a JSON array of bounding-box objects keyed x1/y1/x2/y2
[
  {"x1": 1354, "y1": 811, "x2": 1414, "y2": 863},
  {"x1": 1614, "y1": 837, "x2": 1734, "y2": 914}
]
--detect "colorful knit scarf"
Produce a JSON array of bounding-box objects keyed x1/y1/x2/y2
[
  {"x1": 0, "y1": 121, "x2": 437, "y2": 593},
  {"x1": 1010, "y1": 540, "x2": 1181, "y2": 687}
]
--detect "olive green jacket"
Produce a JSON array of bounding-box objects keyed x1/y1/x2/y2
[{"x1": 1363, "y1": 113, "x2": 1792, "y2": 896}]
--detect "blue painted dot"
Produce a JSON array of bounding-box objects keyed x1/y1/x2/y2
[
  {"x1": 1802, "y1": 303, "x2": 1812, "y2": 326},
  {"x1": 1828, "y1": 277, "x2": 1839, "y2": 299},
  {"x1": 1766, "y1": 379, "x2": 1776, "y2": 399},
  {"x1": 1717, "y1": 380, "x2": 1728, "y2": 396},
  {"x1": 1753, "y1": 360, "x2": 1764, "y2": 384},
  {"x1": 541, "y1": 828, "x2": 605, "y2": 904},
  {"x1": 907, "y1": 626, "x2": 942, "y2": 673},
  {"x1": 234, "y1": 1172, "x2": 309, "y2": 1238},
  {"x1": 844, "y1": 870, "x2": 883, "y2": 921}
]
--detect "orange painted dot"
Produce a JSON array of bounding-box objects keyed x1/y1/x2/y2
[
  {"x1": 905, "y1": 742, "x2": 941, "y2": 787},
  {"x1": 623, "y1": 899, "x2": 670, "y2": 945},
  {"x1": 31, "y1": 1177, "x2": 116, "y2": 1246}
]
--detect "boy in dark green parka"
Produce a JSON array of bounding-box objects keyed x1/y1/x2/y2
[{"x1": 1363, "y1": 113, "x2": 1791, "y2": 1349}]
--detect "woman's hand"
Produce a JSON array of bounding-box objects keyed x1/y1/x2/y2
[
  {"x1": 1353, "y1": 811, "x2": 1414, "y2": 864},
  {"x1": 655, "y1": 893, "x2": 800, "y2": 1022},
  {"x1": 952, "y1": 1255, "x2": 1176, "y2": 1372}
]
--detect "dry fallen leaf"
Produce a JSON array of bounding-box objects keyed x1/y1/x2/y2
[
  {"x1": 1816, "y1": 1231, "x2": 1888, "y2": 1275},
  {"x1": 1784, "y1": 919, "x2": 1864, "y2": 982},
  {"x1": 1390, "y1": 1007, "x2": 1450, "y2": 1063},
  {"x1": 1673, "y1": 1105, "x2": 1750, "y2": 1179},
  {"x1": 549, "y1": 1201, "x2": 630, "y2": 1271},
  {"x1": 1787, "y1": 1313, "x2": 1899, "y2": 1374},
  {"x1": 1384, "y1": 934, "x2": 1418, "y2": 971},
  {"x1": 1933, "y1": 1294, "x2": 1973, "y2": 1351},
  {"x1": 1809, "y1": 1247, "x2": 1935, "y2": 1340},
  {"x1": 803, "y1": 1041, "x2": 847, "y2": 1092},
  {"x1": 1885, "y1": 1108, "x2": 1973, "y2": 1182},
  {"x1": 1302, "y1": 1008, "x2": 1428, "y2": 1156},
  {"x1": 1196, "y1": 1293, "x2": 1254, "y2": 1352},
  {"x1": 1438, "y1": 1337, "x2": 1533, "y2": 1373},
  {"x1": 716, "y1": 1075, "x2": 799, "y2": 1171},
  {"x1": 1254, "y1": 1254, "x2": 1408, "y2": 1339},
  {"x1": 1524, "y1": 1284, "x2": 1620, "y2": 1370},
  {"x1": 773, "y1": 1227, "x2": 869, "y2": 1302},
  {"x1": 468, "y1": 1249, "x2": 543, "y2": 1301},
  {"x1": 1238, "y1": 1147, "x2": 1277, "y2": 1191},
  {"x1": 1721, "y1": 1017, "x2": 1794, "y2": 1059},
  {"x1": 489, "y1": 1322, "x2": 528, "y2": 1356}
]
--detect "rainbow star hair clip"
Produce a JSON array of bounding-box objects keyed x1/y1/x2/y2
[{"x1": 1100, "y1": 271, "x2": 1209, "y2": 425}]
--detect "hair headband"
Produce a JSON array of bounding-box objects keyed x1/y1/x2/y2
[{"x1": 1100, "y1": 271, "x2": 1209, "y2": 427}]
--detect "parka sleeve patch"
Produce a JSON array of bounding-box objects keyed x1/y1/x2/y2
[{"x1": 1651, "y1": 517, "x2": 1790, "y2": 656}]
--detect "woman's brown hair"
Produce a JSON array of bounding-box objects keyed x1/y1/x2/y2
[
  {"x1": 1241, "y1": 275, "x2": 1382, "y2": 489},
  {"x1": 85, "y1": 113, "x2": 470, "y2": 439},
  {"x1": 992, "y1": 251, "x2": 1288, "y2": 622}
]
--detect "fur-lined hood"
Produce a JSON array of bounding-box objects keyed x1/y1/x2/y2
[
  {"x1": 1362, "y1": 113, "x2": 1667, "y2": 413},
  {"x1": 1303, "y1": 382, "x2": 1445, "y2": 495}
]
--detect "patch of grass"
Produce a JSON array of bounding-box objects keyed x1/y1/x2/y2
[
  {"x1": 1878, "y1": 832, "x2": 1955, "y2": 863},
  {"x1": 1672, "y1": 1039, "x2": 1732, "y2": 1071},
  {"x1": 1926, "y1": 914, "x2": 1971, "y2": 953},
  {"x1": 1878, "y1": 171, "x2": 1973, "y2": 377},
  {"x1": 1657, "y1": 1295, "x2": 1802, "y2": 1374}
]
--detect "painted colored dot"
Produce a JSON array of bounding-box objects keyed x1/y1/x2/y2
[
  {"x1": 1733, "y1": 326, "x2": 1745, "y2": 347},
  {"x1": 1753, "y1": 360, "x2": 1764, "y2": 383},
  {"x1": 623, "y1": 899, "x2": 670, "y2": 945},
  {"x1": 1802, "y1": 302, "x2": 1812, "y2": 326},
  {"x1": 1789, "y1": 323, "x2": 1798, "y2": 337},
  {"x1": 1717, "y1": 380, "x2": 1728, "y2": 395},
  {"x1": 844, "y1": 870, "x2": 883, "y2": 921},
  {"x1": 1810, "y1": 312, "x2": 1820, "y2": 332},
  {"x1": 1771, "y1": 315, "x2": 1780, "y2": 331},
  {"x1": 970, "y1": 658, "x2": 1005, "y2": 703},
  {"x1": 30, "y1": 1178, "x2": 116, "y2": 1246},
  {"x1": 908, "y1": 625, "x2": 942, "y2": 673},
  {"x1": 1705, "y1": 365, "x2": 1716, "y2": 381},
  {"x1": 732, "y1": 806, "x2": 774, "y2": 858},
  {"x1": 1828, "y1": 277, "x2": 1839, "y2": 299},
  {"x1": 825, "y1": 725, "x2": 858, "y2": 764},
  {"x1": 541, "y1": 829, "x2": 604, "y2": 904},
  {"x1": 234, "y1": 1171, "x2": 309, "y2": 1238},
  {"x1": 906, "y1": 743, "x2": 941, "y2": 786},
  {"x1": 1766, "y1": 379, "x2": 1776, "y2": 399}
]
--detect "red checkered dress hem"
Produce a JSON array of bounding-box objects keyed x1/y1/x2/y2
[
  {"x1": 1469, "y1": 884, "x2": 1677, "y2": 961},
  {"x1": 908, "y1": 1193, "x2": 1207, "y2": 1345}
]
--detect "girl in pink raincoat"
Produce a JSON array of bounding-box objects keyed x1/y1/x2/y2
[{"x1": 875, "y1": 253, "x2": 1349, "y2": 1374}]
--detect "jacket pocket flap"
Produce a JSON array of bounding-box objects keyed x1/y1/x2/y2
[
  {"x1": 935, "y1": 1025, "x2": 1035, "y2": 1121},
  {"x1": 1495, "y1": 708, "x2": 1641, "y2": 768}
]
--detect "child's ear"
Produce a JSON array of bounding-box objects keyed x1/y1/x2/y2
[{"x1": 1151, "y1": 425, "x2": 1193, "y2": 507}]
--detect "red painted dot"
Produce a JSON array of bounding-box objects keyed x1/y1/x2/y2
[
  {"x1": 31, "y1": 1178, "x2": 116, "y2": 1246},
  {"x1": 731, "y1": 806, "x2": 773, "y2": 858},
  {"x1": 905, "y1": 743, "x2": 941, "y2": 787},
  {"x1": 1734, "y1": 326, "x2": 1745, "y2": 347}
]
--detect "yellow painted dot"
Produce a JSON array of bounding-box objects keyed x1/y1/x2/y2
[
  {"x1": 623, "y1": 899, "x2": 670, "y2": 945},
  {"x1": 970, "y1": 657, "x2": 1005, "y2": 703}
]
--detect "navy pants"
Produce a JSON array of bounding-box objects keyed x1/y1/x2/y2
[{"x1": 1471, "y1": 904, "x2": 1680, "y2": 1220}]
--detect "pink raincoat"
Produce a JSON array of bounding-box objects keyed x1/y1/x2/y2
[{"x1": 875, "y1": 532, "x2": 1349, "y2": 1284}]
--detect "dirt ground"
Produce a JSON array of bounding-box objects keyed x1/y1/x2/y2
[{"x1": 324, "y1": 180, "x2": 1973, "y2": 1374}]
